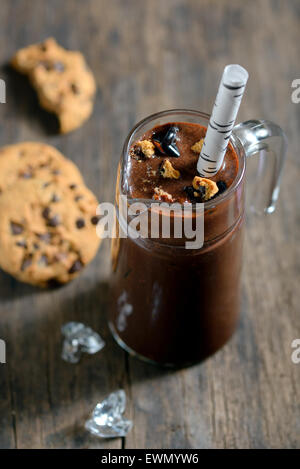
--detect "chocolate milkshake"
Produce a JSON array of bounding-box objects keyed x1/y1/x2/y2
[{"x1": 109, "y1": 111, "x2": 245, "y2": 367}]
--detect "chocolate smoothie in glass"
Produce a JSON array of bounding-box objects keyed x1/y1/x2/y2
[{"x1": 109, "y1": 109, "x2": 286, "y2": 367}]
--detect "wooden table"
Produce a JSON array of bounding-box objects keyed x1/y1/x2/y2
[{"x1": 0, "y1": 0, "x2": 299, "y2": 449}]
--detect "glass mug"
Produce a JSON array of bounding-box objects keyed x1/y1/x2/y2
[{"x1": 109, "y1": 110, "x2": 287, "y2": 367}]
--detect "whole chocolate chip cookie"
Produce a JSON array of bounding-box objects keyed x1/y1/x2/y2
[
  {"x1": 0, "y1": 142, "x2": 84, "y2": 193},
  {"x1": 11, "y1": 38, "x2": 96, "y2": 133},
  {"x1": 0, "y1": 179, "x2": 101, "y2": 286}
]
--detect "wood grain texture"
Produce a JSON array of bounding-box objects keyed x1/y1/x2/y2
[{"x1": 0, "y1": 0, "x2": 299, "y2": 449}]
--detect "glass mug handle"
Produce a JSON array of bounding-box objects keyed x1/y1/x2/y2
[{"x1": 233, "y1": 120, "x2": 287, "y2": 214}]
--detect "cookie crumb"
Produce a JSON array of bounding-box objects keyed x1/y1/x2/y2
[
  {"x1": 11, "y1": 38, "x2": 96, "y2": 134},
  {"x1": 159, "y1": 159, "x2": 180, "y2": 179},
  {"x1": 153, "y1": 187, "x2": 174, "y2": 202},
  {"x1": 192, "y1": 176, "x2": 219, "y2": 201},
  {"x1": 135, "y1": 140, "x2": 155, "y2": 159},
  {"x1": 191, "y1": 139, "x2": 204, "y2": 154}
]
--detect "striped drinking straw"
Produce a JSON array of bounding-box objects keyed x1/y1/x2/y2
[{"x1": 197, "y1": 64, "x2": 249, "y2": 177}]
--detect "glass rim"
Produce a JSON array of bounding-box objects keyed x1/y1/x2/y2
[{"x1": 120, "y1": 108, "x2": 246, "y2": 209}]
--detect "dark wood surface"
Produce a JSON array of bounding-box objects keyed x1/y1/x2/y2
[{"x1": 0, "y1": 0, "x2": 299, "y2": 449}]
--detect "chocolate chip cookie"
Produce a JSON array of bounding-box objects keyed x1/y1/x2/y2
[
  {"x1": 0, "y1": 142, "x2": 84, "y2": 193},
  {"x1": 0, "y1": 179, "x2": 101, "y2": 286},
  {"x1": 11, "y1": 38, "x2": 96, "y2": 133}
]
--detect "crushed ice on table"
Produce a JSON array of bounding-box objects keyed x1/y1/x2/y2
[
  {"x1": 61, "y1": 321, "x2": 105, "y2": 364},
  {"x1": 85, "y1": 390, "x2": 133, "y2": 438}
]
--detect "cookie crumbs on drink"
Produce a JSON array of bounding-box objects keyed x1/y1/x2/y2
[
  {"x1": 192, "y1": 176, "x2": 219, "y2": 201},
  {"x1": 153, "y1": 187, "x2": 174, "y2": 202},
  {"x1": 191, "y1": 139, "x2": 204, "y2": 154},
  {"x1": 135, "y1": 140, "x2": 155, "y2": 159},
  {"x1": 159, "y1": 159, "x2": 180, "y2": 179}
]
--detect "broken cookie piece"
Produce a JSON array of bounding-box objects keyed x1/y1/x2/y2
[
  {"x1": 135, "y1": 140, "x2": 155, "y2": 159},
  {"x1": 191, "y1": 139, "x2": 204, "y2": 154},
  {"x1": 153, "y1": 187, "x2": 174, "y2": 203},
  {"x1": 192, "y1": 176, "x2": 219, "y2": 201},
  {"x1": 159, "y1": 159, "x2": 180, "y2": 179},
  {"x1": 11, "y1": 38, "x2": 96, "y2": 133}
]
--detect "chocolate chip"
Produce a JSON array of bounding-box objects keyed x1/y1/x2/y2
[
  {"x1": 38, "y1": 254, "x2": 49, "y2": 266},
  {"x1": 43, "y1": 181, "x2": 51, "y2": 188},
  {"x1": 42, "y1": 207, "x2": 51, "y2": 219},
  {"x1": 183, "y1": 186, "x2": 197, "y2": 203},
  {"x1": 69, "y1": 184, "x2": 77, "y2": 190},
  {"x1": 39, "y1": 60, "x2": 52, "y2": 71},
  {"x1": 152, "y1": 126, "x2": 180, "y2": 158},
  {"x1": 37, "y1": 233, "x2": 51, "y2": 243},
  {"x1": 21, "y1": 255, "x2": 32, "y2": 271},
  {"x1": 40, "y1": 43, "x2": 48, "y2": 52},
  {"x1": 51, "y1": 193, "x2": 60, "y2": 203},
  {"x1": 19, "y1": 171, "x2": 33, "y2": 179},
  {"x1": 16, "y1": 240, "x2": 27, "y2": 248},
  {"x1": 183, "y1": 185, "x2": 206, "y2": 203},
  {"x1": 10, "y1": 222, "x2": 24, "y2": 235},
  {"x1": 75, "y1": 195, "x2": 84, "y2": 202},
  {"x1": 52, "y1": 169, "x2": 61, "y2": 175},
  {"x1": 54, "y1": 252, "x2": 67, "y2": 262},
  {"x1": 158, "y1": 161, "x2": 165, "y2": 177},
  {"x1": 91, "y1": 216, "x2": 100, "y2": 225},
  {"x1": 71, "y1": 83, "x2": 80, "y2": 94},
  {"x1": 197, "y1": 185, "x2": 206, "y2": 198},
  {"x1": 39, "y1": 59, "x2": 64, "y2": 72},
  {"x1": 47, "y1": 214, "x2": 61, "y2": 227},
  {"x1": 42, "y1": 208, "x2": 61, "y2": 227},
  {"x1": 68, "y1": 259, "x2": 84, "y2": 274},
  {"x1": 76, "y1": 218, "x2": 85, "y2": 229},
  {"x1": 53, "y1": 61, "x2": 65, "y2": 72},
  {"x1": 33, "y1": 243, "x2": 40, "y2": 250},
  {"x1": 216, "y1": 180, "x2": 227, "y2": 194}
]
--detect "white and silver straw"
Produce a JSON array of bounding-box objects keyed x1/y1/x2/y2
[{"x1": 197, "y1": 64, "x2": 249, "y2": 177}]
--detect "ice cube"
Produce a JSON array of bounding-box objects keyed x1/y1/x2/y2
[
  {"x1": 61, "y1": 322, "x2": 105, "y2": 363},
  {"x1": 85, "y1": 390, "x2": 132, "y2": 438}
]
